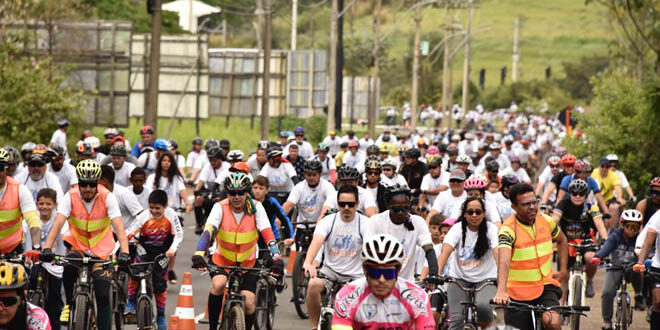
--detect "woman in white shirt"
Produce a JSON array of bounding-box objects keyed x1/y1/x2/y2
[
  {"x1": 146, "y1": 153, "x2": 192, "y2": 214},
  {"x1": 437, "y1": 197, "x2": 499, "y2": 330}
]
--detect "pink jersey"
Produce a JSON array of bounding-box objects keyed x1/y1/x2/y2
[
  {"x1": 332, "y1": 277, "x2": 434, "y2": 330},
  {"x1": 26, "y1": 302, "x2": 51, "y2": 330}
]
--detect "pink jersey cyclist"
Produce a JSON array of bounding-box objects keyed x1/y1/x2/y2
[
  {"x1": 332, "y1": 277, "x2": 434, "y2": 330},
  {"x1": 26, "y1": 302, "x2": 52, "y2": 330}
]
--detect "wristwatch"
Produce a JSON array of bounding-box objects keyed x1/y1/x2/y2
[{"x1": 32, "y1": 244, "x2": 41, "y2": 251}]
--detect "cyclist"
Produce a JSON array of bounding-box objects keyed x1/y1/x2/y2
[
  {"x1": 552, "y1": 179, "x2": 608, "y2": 300},
  {"x1": 286, "y1": 144, "x2": 306, "y2": 182},
  {"x1": 322, "y1": 130, "x2": 341, "y2": 158},
  {"x1": 489, "y1": 174, "x2": 519, "y2": 221},
  {"x1": 193, "y1": 147, "x2": 229, "y2": 234},
  {"x1": 131, "y1": 125, "x2": 155, "y2": 157},
  {"x1": 282, "y1": 159, "x2": 335, "y2": 229},
  {"x1": 591, "y1": 157, "x2": 625, "y2": 225},
  {"x1": 251, "y1": 175, "x2": 294, "y2": 254},
  {"x1": 259, "y1": 147, "x2": 300, "y2": 205},
  {"x1": 247, "y1": 141, "x2": 269, "y2": 178},
  {"x1": 191, "y1": 173, "x2": 284, "y2": 330},
  {"x1": 556, "y1": 160, "x2": 609, "y2": 219},
  {"x1": 590, "y1": 209, "x2": 644, "y2": 330},
  {"x1": 426, "y1": 169, "x2": 467, "y2": 221},
  {"x1": 606, "y1": 154, "x2": 635, "y2": 203},
  {"x1": 0, "y1": 262, "x2": 51, "y2": 329},
  {"x1": 493, "y1": 183, "x2": 568, "y2": 330},
  {"x1": 137, "y1": 138, "x2": 172, "y2": 176},
  {"x1": 285, "y1": 127, "x2": 314, "y2": 160},
  {"x1": 334, "y1": 142, "x2": 349, "y2": 167},
  {"x1": 633, "y1": 207, "x2": 660, "y2": 329},
  {"x1": 400, "y1": 148, "x2": 427, "y2": 197},
  {"x1": 124, "y1": 189, "x2": 183, "y2": 330},
  {"x1": 332, "y1": 234, "x2": 434, "y2": 330},
  {"x1": 98, "y1": 165, "x2": 144, "y2": 229},
  {"x1": 636, "y1": 177, "x2": 660, "y2": 224},
  {"x1": 4, "y1": 146, "x2": 22, "y2": 178},
  {"x1": 312, "y1": 143, "x2": 337, "y2": 185},
  {"x1": 128, "y1": 168, "x2": 152, "y2": 209},
  {"x1": 46, "y1": 145, "x2": 78, "y2": 193},
  {"x1": 303, "y1": 184, "x2": 374, "y2": 330},
  {"x1": 455, "y1": 154, "x2": 474, "y2": 179},
  {"x1": 436, "y1": 197, "x2": 499, "y2": 330},
  {"x1": 541, "y1": 153, "x2": 576, "y2": 206},
  {"x1": 342, "y1": 141, "x2": 364, "y2": 171},
  {"x1": 500, "y1": 156, "x2": 531, "y2": 184},
  {"x1": 40, "y1": 159, "x2": 131, "y2": 330},
  {"x1": 362, "y1": 157, "x2": 388, "y2": 213},
  {"x1": 19, "y1": 142, "x2": 35, "y2": 175},
  {"x1": 185, "y1": 137, "x2": 204, "y2": 176},
  {"x1": 108, "y1": 145, "x2": 135, "y2": 187},
  {"x1": 419, "y1": 158, "x2": 449, "y2": 211},
  {"x1": 322, "y1": 166, "x2": 378, "y2": 217},
  {"x1": 15, "y1": 147, "x2": 63, "y2": 202},
  {"x1": 483, "y1": 159, "x2": 501, "y2": 188},
  {"x1": 72, "y1": 141, "x2": 94, "y2": 165},
  {"x1": 535, "y1": 155, "x2": 561, "y2": 202},
  {"x1": 188, "y1": 139, "x2": 219, "y2": 184},
  {"x1": 370, "y1": 183, "x2": 438, "y2": 281},
  {"x1": 380, "y1": 158, "x2": 406, "y2": 187},
  {"x1": 0, "y1": 148, "x2": 42, "y2": 254}
]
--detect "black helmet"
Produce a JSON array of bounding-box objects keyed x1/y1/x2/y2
[
  {"x1": 405, "y1": 148, "x2": 421, "y2": 159},
  {"x1": 109, "y1": 144, "x2": 126, "y2": 156},
  {"x1": 304, "y1": 160, "x2": 323, "y2": 173},
  {"x1": 205, "y1": 139, "x2": 219, "y2": 150},
  {"x1": 385, "y1": 183, "x2": 411, "y2": 200},
  {"x1": 568, "y1": 179, "x2": 589, "y2": 195},
  {"x1": 207, "y1": 147, "x2": 223, "y2": 159},
  {"x1": 337, "y1": 165, "x2": 360, "y2": 181},
  {"x1": 50, "y1": 145, "x2": 66, "y2": 158},
  {"x1": 3, "y1": 146, "x2": 19, "y2": 165},
  {"x1": 192, "y1": 137, "x2": 203, "y2": 145},
  {"x1": 501, "y1": 175, "x2": 519, "y2": 188},
  {"x1": 485, "y1": 159, "x2": 499, "y2": 172},
  {"x1": 266, "y1": 146, "x2": 283, "y2": 160},
  {"x1": 429, "y1": 157, "x2": 442, "y2": 167},
  {"x1": 219, "y1": 139, "x2": 230, "y2": 150},
  {"x1": 364, "y1": 156, "x2": 382, "y2": 171},
  {"x1": 366, "y1": 145, "x2": 380, "y2": 155},
  {"x1": 169, "y1": 139, "x2": 179, "y2": 150}
]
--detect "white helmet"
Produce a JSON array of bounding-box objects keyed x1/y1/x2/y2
[
  {"x1": 456, "y1": 154, "x2": 471, "y2": 163},
  {"x1": 227, "y1": 149, "x2": 244, "y2": 161},
  {"x1": 382, "y1": 158, "x2": 397, "y2": 168},
  {"x1": 84, "y1": 136, "x2": 101, "y2": 149},
  {"x1": 606, "y1": 154, "x2": 619, "y2": 162},
  {"x1": 361, "y1": 234, "x2": 405, "y2": 266},
  {"x1": 620, "y1": 209, "x2": 642, "y2": 223}
]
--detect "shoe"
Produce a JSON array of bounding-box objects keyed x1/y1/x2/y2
[
  {"x1": 586, "y1": 280, "x2": 595, "y2": 298},
  {"x1": 157, "y1": 314, "x2": 167, "y2": 330},
  {"x1": 635, "y1": 295, "x2": 647, "y2": 311},
  {"x1": 195, "y1": 226, "x2": 203, "y2": 235},
  {"x1": 169, "y1": 270, "x2": 177, "y2": 284},
  {"x1": 124, "y1": 300, "x2": 136, "y2": 315},
  {"x1": 602, "y1": 322, "x2": 613, "y2": 330},
  {"x1": 60, "y1": 304, "x2": 70, "y2": 323}
]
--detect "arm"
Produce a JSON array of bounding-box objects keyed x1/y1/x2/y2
[
  {"x1": 303, "y1": 234, "x2": 326, "y2": 278},
  {"x1": 555, "y1": 189, "x2": 566, "y2": 206},
  {"x1": 169, "y1": 214, "x2": 184, "y2": 254},
  {"x1": 535, "y1": 181, "x2": 545, "y2": 197},
  {"x1": 364, "y1": 206, "x2": 377, "y2": 217},
  {"x1": 595, "y1": 192, "x2": 609, "y2": 216},
  {"x1": 637, "y1": 229, "x2": 657, "y2": 265},
  {"x1": 111, "y1": 216, "x2": 129, "y2": 253},
  {"x1": 44, "y1": 214, "x2": 67, "y2": 249},
  {"x1": 436, "y1": 243, "x2": 454, "y2": 276},
  {"x1": 282, "y1": 200, "x2": 294, "y2": 215},
  {"x1": 423, "y1": 244, "x2": 438, "y2": 276},
  {"x1": 180, "y1": 188, "x2": 193, "y2": 212},
  {"x1": 541, "y1": 182, "x2": 557, "y2": 204},
  {"x1": 493, "y1": 246, "x2": 512, "y2": 304},
  {"x1": 272, "y1": 199, "x2": 294, "y2": 241},
  {"x1": 553, "y1": 230, "x2": 569, "y2": 277},
  {"x1": 593, "y1": 214, "x2": 609, "y2": 240},
  {"x1": 636, "y1": 199, "x2": 646, "y2": 215},
  {"x1": 594, "y1": 234, "x2": 618, "y2": 259},
  {"x1": 614, "y1": 185, "x2": 625, "y2": 204},
  {"x1": 329, "y1": 169, "x2": 337, "y2": 184}
]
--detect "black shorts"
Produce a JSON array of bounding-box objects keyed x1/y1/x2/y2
[
  {"x1": 504, "y1": 285, "x2": 562, "y2": 330},
  {"x1": 648, "y1": 266, "x2": 660, "y2": 290},
  {"x1": 430, "y1": 291, "x2": 446, "y2": 312},
  {"x1": 210, "y1": 261, "x2": 258, "y2": 293}
]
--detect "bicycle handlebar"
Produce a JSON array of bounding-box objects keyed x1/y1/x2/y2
[
  {"x1": 54, "y1": 255, "x2": 115, "y2": 267},
  {"x1": 441, "y1": 277, "x2": 497, "y2": 292},
  {"x1": 202, "y1": 263, "x2": 268, "y2": 275},
  {"x1": 0, "y1": 254, "x2": 24, "y2": 263},
  {"x1": 316, "y1": 272, "x2": 350, "y2": 286},
  {"x1": 567, "y1": 239, "x2": 597, "y2": 250},
  {"x1": 490, "y1": 300, "x2": 590, "y2": 314},
  {"x1": 292, "y1": 221, "x2": 317, "y2": 226},
  {"x1": 127, "y1": 254, "x2": 168, "y2": 278},
  {"x1": 600, "y1": 263, "x2": 635, "y2": 271}
]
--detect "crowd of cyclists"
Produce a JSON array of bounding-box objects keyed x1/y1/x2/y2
[{"x1": 0, "y1": 110, "x2": 657, "y2": 330}]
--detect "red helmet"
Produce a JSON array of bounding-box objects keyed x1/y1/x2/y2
[
  {"x1": 574, "y1": 159, "x2": 591, "y2": 172},
  {"x1": 561, "y1": 153, "x2": 576, "y2": 166},
  {"x1": 650, "y1": 177, "x2": 660, "y2": 188}
]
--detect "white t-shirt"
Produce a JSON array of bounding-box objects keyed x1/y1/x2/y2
[
  {"x1": 15, "y1": 171, "x2": 64, "y2": 202},
  {"x1": 0, "y1": 182, "x2": 37, "y2": 214},
  {"x1": 646, "y1": 211, "x2": 660, "y2": 268},
  {"x1": 431, "y1": 190, "x2": 467, "y2": 217},
  {"x1": 47, "y1": 162, "x2": 78, "y2": 193},
  {"x1": 186, "y1": 150, "x2": 206, "y2": 169},
  {"x1": 50, "y1": 129, "x2": 67, "y2": 150},
  {"x1": 127, "y1": 185, "x2": 152, "y2": 209},
  {"x1": 176, "y1": 154, "x2": 186, "y2": 170},
  {"x1": 112, "y1": 162, "x2": 136, "y2": 187},
  {"x1": 500, "y1": 167, "x2": 531, "y2": 184},
  {"x1": 125, "y1": 207, "x2": 184, "y2": 252},
  {"x1": 314, "y1": 213, "x2": 374, "y2": 278},
  {"x1": 380, "y1": 173, "x2": 407, "y2": 187},
  {"x1": 369, "y1": 211, "x2": 433, "y2": 280},
  {"x1": 615, "y1": 170, "x2": 630, "y2": 190},
  {"x1": 112, "y1": 184, "x2": 145, "y2": 228},
  {"x1": 24, "y1": 212, "x2": 68, "y2": 278},
  {"x1": 312, "y1": 155, "x2": 337, "y2": 182},
  {"x1": 283, "y1": 141, "x2": 314, "y2": 160},
  {"x1": 58, "y1": 190, "x2": 122, "y2": 220},
  {"x1": 145, "y1": 175, "x2": 186, "y2": 209},
  {"x1": 322, "y1": 136, "x2": 342, "y2": 156},
  {"x1": 137, "y1": 151, "x2": 159, "y2": 174},
  {"x1": 259, "y1": 163, "x2": 297, "y2": 193},
  {"x1": 198, "y1": 162, "x2": 231, "y2": 188},
  {"x1": 287, "y1": 179, "x2": 336, "y2": 223},
  {"x1": 444, "y1": 221, "x2": 498, "y2": 282},
  {"x1": 247, "y1": 154, "x2": 265, "y2": 178},
  {"x1": 366, "y1": 186, "x2": 378, "y2": 201},
  {"x1": 342, "y1": 151, "x2": 365, "y2": 169},
  {"x1": 420, "y1": 172, "x2": 449, "y2": 205},
  {"x1": 193, "y1": 154, "x2": 209, "y2": 170},
  {"x1": 324, "y1": 186, "x2": 377, "y2": 215}
]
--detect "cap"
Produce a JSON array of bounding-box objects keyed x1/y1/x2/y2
[
  {"x1": 57, "y1": 119, "x2": 70, "y2": 127},
  {"x1": 329, "y1": 130, "x2": 336, "y2": 135},
  {"x1": 606, "y1": 154, "x2": 618, "y2": 162},
  {"x1": 279, "y1": 131, "x2": 289, "y2": 138},
  {"x1": 140, "y1": 125, "x2": 154, "y2": 135},
  {"x1": 449, "y1": 169, "x2": 466, "y2": 181},
  {"x1": 28, "y1": 153, "x2": 47, "y2": 166},
  {"x1": 598, "y1": 157, "x2": 609, "y2": 166},
  {"x1": 294, "y1": 127, "x2": 305, "y2": 134}
]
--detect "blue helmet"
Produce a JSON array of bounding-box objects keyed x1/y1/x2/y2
[
  {"x1": 153, "y1": 138, "x2": 172, "y2": 151},
  {"x1": 294, "y1": 127, "x2": 305, "y2": 134}
]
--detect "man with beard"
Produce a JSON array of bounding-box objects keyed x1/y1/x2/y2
[
  {"x1": 47, "y1": 145, "x2": 78, "y2": 192},
  {"x1": 362, "y1": 157, "x2": 389, "y2": 212},
  {"x1": 16, "y1": 146, "x2": 63, "y2": 202}
]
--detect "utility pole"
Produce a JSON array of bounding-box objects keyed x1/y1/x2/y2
[
  {"x1": 291, "y1": 0, "x2": 297, "y2": 50},
  {"x1": 260, "y1": 0, "x2": 272, "y2": 139},
  {"x1": 461, "y1": 0, "x2": 473, "y2": 116},
  {"x1": 335, "y1": 0, "x2": 344, "y2": 132},
  {"x1": 146, "y1": 0, "x2": 162, "y2": 133},
  {"x1": 410, "y1": 0, "x2": 421, "y2": 130},
  {"x1": 369, "y1": 0, "x2": 381, "y2": 138},
  {"x1": 441, "y1": 23, "x2": 451, "y2": 125},
  {"x1": 512, "y1": 16, "x2": 520, "y2": 82},
  {"x1": 222, "y1": 19, "x2": 227, "y2": 45},
  {"x1": 327, "y1": 0, "x2": 338, "y2": 133}
]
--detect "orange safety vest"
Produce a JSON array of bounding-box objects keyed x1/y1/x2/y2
[
  {"x1": 0, "y1": 177, "x2": 24, "y2": 253},
  {"x1": 64, "y1": 186, "x2": 116, "y2": 259},
  {"x1": 504, "y1": 213, "x2": 560, "y2": 301},
  {"x1": 212, "y1": 199, "x2": 259, "y2": 267}
]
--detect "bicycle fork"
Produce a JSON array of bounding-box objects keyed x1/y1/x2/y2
[{"x1": 567, "y1": 270, "x2": 586, "y2": 306}]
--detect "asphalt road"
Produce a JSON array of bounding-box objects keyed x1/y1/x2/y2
[{"x1": 124, "y1": 212, "x2": 650, "y2": 330}]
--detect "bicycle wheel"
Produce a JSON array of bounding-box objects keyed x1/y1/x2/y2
[
  {"x1": 111, "y1": 283, "x2": 125, "y2": 330},
  {"x1": 70, "y1": 295, "x2": 92, "y2": 330},
  {"x1": 267, "y1": 290, "x2": 276, "y2": 330},
  {"x1": 225, "y1": 305, "x2": 246, "y2": 330},
  {"x1": 318, "y1": 311, "x2": 332, "y2": 330},
  {"x1": 254, "y1": 280, "x2": 269, "y2": 330},
  {"x1": 136, "y1": 297, "x2": 154, "y2": 329},
  {"x1": 570, "y1": 279, "x2": 582, "y2": 330},
  {"x1": 618, "y1": 292, "x2": 629, "y2": 330},
  {"x1": 292, "y1": 250, "x2": 309, "y2": 319}
]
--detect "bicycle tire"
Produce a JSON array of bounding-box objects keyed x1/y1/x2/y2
[
  {"x1": 254, "y1": 280, "x2": 269, "y2": 330},
  {"x1": 618, "y1": 292, "x2": 629, "y2": 330},
  {"x1": 318, "y1": 311, "x2": 332, "y2": 330},
  {"x1": 112, "y1": 282, "x2": 125, "y2": 330},
  {"x1": 136, "y1": 297, "x2": 154, "y2": 329},
  {"x1": 28, "y1": 290, "x2": 45, "y2": 308},
  {"x1": 292, "y1": 250, "x2": 309, "y2": 319},
  {"x1": 227, "y1": 305, "x2": 246, "y2": 330},
  {"x1": 570, "y1": 279, "x2": 582, "y2": 330},
  {"x1": 70, "y1": 295, "x2": 91, "y2": 330},
  {"x1": 267, "y1": 289, "x2": 276, "y2": 330}
]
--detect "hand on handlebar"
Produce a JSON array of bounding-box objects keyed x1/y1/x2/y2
[
  {"x1": 191, "y1": 254, "x2": 207, "y2": 270},
  {"x1": 589, "y1": 257, "x2": 601, "y2": 265},
  {"x1": 39, "y1": 248, "x2": 55, "y2": 263},
  {"x1": 165, "y1": 249, "x2": 176, "y2": 259},
  {"x1": 492, "y1": 291, "x2": 510, "y2": 305},
  {"x1": 633, "y1": 262, "x2": 646, "y2": 273},
  {"x1": 283, "y1": 238, "x2": 294, "y2": 247},
  {"x1": 303, "y1": 263, "x2": 317, "y2": 278},
  {"x1": 25, "y1": 250, "x2": 40, "y2": 263}
]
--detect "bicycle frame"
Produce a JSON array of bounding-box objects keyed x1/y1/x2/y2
[
  {"x1": 443, "y1": 277, "x2": 496, "y2": 328},
  {"x1": 493, "y1": 300, "x2": 590, "y2": 330},
  {"x1": 205, "y1": 262, "x2": 266, "y2": 327},
  {"x1": 566, "y1": 240, "x2": 595, "y2": 307},
  {"x1": 317, "y1": 273, "x2": 349, "y2": 330}
]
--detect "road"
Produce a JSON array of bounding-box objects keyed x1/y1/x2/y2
[{"x1": 126, "y1": 212, "x2": 650, "y2": 330}]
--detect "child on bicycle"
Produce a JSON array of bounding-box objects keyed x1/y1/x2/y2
[
  {"x1": 420, "y1": 214, "x2": 451, "y2": 325},
  {"x1": 590, "y1": 209, "x2": 644, "y2": 330},
  {"x1": 123, "y1": 189, "x2": 183, "y2": 330},
  {"x1": 24, "y1": 188, "x2": 66, "y2": 330}
]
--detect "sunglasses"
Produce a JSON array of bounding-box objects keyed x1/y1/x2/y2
[
  {"x1": 28, "y1": 162, "x2": 45, "y2": 167},
  {"x1": 366, "y1": 267, "x2": 398, "y2": 280},
  {"x1": 338, "y1": 201, "x2": 357, "y2": 208},
  {"x1": 649, "y1": 190, "x2": 660, "y2": 196},
  {"x1": 449, "y1": 179, "x2": 463, "y2": 184},
  {"x1": 428, "y1": 166, "x2": 438, "y2": 170},
  {"x1": 0, "y1": 296, "x2": 19, "y2": 309},
  {"x1": 79, "y1": 181, "x2": 98, "y2": 188},
  {"x1": 390, "y1": 205, "x2": 408, "y2": 213},
  {"x1": 0, "y1": 164, "x2": 5, "y2": 171},
  {"x1": 366, "y1": 171, "x2": 380, "y2": 176},
  {"x1": 578, "y1": 171, "x2": 591, "y2": 175},
  {"x1": 516, "y1": 199, "x2": 539, "y2": 208},
  {"x1": 228, "y1": 190, "x2": 247, "y2": 196},
  {"x1": 571, "y1": 192, "x2": 586, "y2": 197},
  {"x1": 550, "y1": 165, "x2": 560, "y2": 168},
  {"x1": 623, "y1": 223, "x2": 641, "y2": 231},
  {"x1": 466, "y1": 209, "x2": 484, "y2": 216},
  {"x1": 295, "y1": 134, "x2": 304, "y2": 137},
  {"x1": 382, "y1": 168, "x2": 393, "y2": 171}
]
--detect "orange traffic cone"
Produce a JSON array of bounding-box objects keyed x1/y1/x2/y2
[
  {"x1": 169, "y1": 315, "x2": 180, "y2": 330},
  {"x1": 174, "y1": 272, "x2": 196, "y2": 330}
]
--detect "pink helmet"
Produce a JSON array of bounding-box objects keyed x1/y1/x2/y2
[
  {"x1": 464, "y1": 175, "x2": 487, "y2": 190},
  {"x1": 427, "y1": 146, "x2": 440, "y2": 155}
]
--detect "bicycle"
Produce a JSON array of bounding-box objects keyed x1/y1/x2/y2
[
  {"x1": 291, "y1": 220, "x2": 317, "y2": 319},
  {"x1": 566, "y1": 238, "x2": 596, "y2": 330},
  {"x1": 491, "y1": 300, "x2": 590, "y2": 330},
  {"x1": 441, "y1": 277, "x2": 497, "y2": 330},
  {"x1": 26, "y1": 260, "x2": 48, "y2": 308},
  {"x1": 54, "y1": 255, "x2": 116, "y2": 330},
  {"x1": 111, "y1": 265, "x2": 128, "y2": 329},
  {"x1": 126, "y1": 252, "x2": 169, "y2": 329},
  {"x1": 316, "y1": 272, "x2": 349, "y2": 330},
  {"x1": 601, "y1": 263, "x2": 636, "y2": 330},
  {"x1": 201, "y1": 262, "x2": 267, "y2": 330},
  {"x1": 417, "y1": 277, "x2": 448, "y2": 330},
  {"x1": 254, "y1": 251, "x2": 279, "y2": 330}
]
